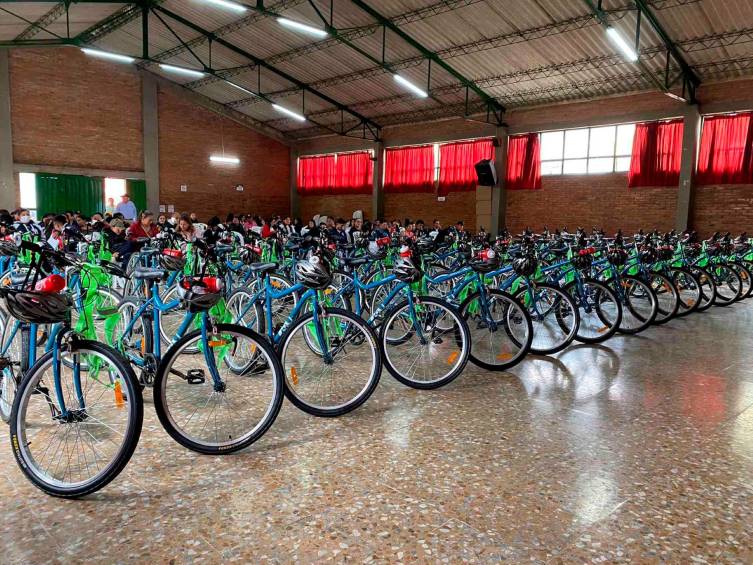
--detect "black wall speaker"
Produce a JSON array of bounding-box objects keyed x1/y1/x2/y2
[{"x1": 475, "y1": 159, "x2": 497, "y2": 186}]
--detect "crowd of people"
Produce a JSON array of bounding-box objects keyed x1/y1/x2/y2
[{"x1": 0, "y1": 192, "x2": 470, "y2": 266}]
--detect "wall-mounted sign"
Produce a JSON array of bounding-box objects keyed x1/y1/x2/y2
[
  {"x1": 235, "y1": 184, "x2": 244, "y2": 192},
  {"x1": 437, "y1": 196, "x2": 446, "y2": 202},
  {"x1": 180, "y1": 184, "x2": 188, "y2": 192},
  {"x1": 167, "y1": 205, "x2": 175, "y2": 213},
  {"x1": 159, "y1": 205, "x2": 166, "y2": 213}
]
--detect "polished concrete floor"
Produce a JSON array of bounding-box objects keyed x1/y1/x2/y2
[{"x1": 2, "y1": 302, "x2": 753, "y2": 564}]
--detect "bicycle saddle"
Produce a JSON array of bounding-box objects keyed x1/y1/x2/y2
[
  {"x1": 342, "y1": 256, "x2": 369, "y2": 267},
  {"x1": 249, "y1": 262, "x2": 277, "y2": 274},
  {"x1": 133, "y1": 267, "x2": 166, "y2": 281}
]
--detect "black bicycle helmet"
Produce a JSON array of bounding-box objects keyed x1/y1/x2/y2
[
  {"x1": 513, "y1": 255, "x2": 538, "y2": 277},
  {"x1": 607, "y1": 248, "x2": 628, "y2": 266},
  {"x1": 177, "y1": 276, "x2": 223, "y2": 312},
  {"x1": 295, "y1": 255, "x2": 332, "y2": 290},
  {"x1": 0, "y1": 240, "x2": 19, "y2": 257},
  {"x1": 393, "y1": 256, "x2": 423, "y2": 283},
  {"x1": 2, "y1": 289, "x2": 72, "y2": 324},
  {"x1": 159, "y1": 249, "x2": 186, "y2": 272},
  {"x1": 415, "y1": 237, "x2": 435, "y2": 255},
  {"x1": 656, "y1": 245, "x2": 674, "y2": 261},
  {"x1": 639, "y1": 246, "x2": 657, "y2": 263}
]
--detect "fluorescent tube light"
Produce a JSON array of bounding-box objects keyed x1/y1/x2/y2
[
  {"x1": 159, "y1": 64, "x2": 205, "y2": 78},
  {"x1": 203, "y1": 0, "x2": 247, "y2": 12},
  {"x1": 226, "y1": 80, "x2": 257, "y2": 97},
  {"x1": 272, "y1": 103, "x2": 306, "y2": 121},
  {"x1": 210, "y1": 155, "x2": 240, "y2": 164},
  {"x1": 277, "y1": 17, "x2": 328, "y2": 38},
  {"x1": 393, "y1": 74, "x2": 429, "y2": 98},
  {"x1": 81, "y1": 48, "x2": 135, "y2": 64},
  {"x1": 664, "y1": 92, "x2": 687, "y2": 103},
  {"x1": 606, "y1": 26, "x2": 639, "y2": 62}
]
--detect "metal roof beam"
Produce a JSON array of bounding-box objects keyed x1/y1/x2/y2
[
  {"x1": 583, "y1": 0, "x2": 700, "y2": 102},
  {"x1": 348, "y1": 0, "x2": 505, "y2": 119},
  {"x1": 150, "y1": 4, "x2": 382, "y2": 138},
  {"x1": 184, "y1": 0, "x2": 483, "y2": 90},
  {"x1": 14, "y1": 2, "x2": 67, "y2": 41},
  {"x1": 229, "y1": 0, "x2": 689, "y2": 110}
]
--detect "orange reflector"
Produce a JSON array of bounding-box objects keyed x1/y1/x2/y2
[
  {"x1": 447, "y1": 351, "x2": 459, "y2": 365},
  {"x1": 597, "y1": 326, "x2": 609, "y2": 333},
  {"x1": 686, "y1": 300, "x2": 696, "y2": 307},
  {"x1": 271, "y1": 281, "x2": 283, "y2": 289},
  {"x1": 140, "y1": 337, "x2": 146, "y2": 354},
  {"x1": 208, "y1": 339, "x2": 230, "y2": 347},
  {"x1": 290, "y1": 367, "x2": 299, "y2": 386},
  {"x1": 114, "y1": 381, "x2": 125, "y2": 408},
  {"x1": 324, "y1": 288, "x2": 333, "y2": 295},
  {"x1": 496, "y1": 352, "x2": 513, "y2": 361}
]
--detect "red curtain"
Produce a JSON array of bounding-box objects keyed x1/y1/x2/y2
[
  {"x1": 696, "y1": 112, "x2": 753, "y2": 185},
  {"x1": 628, "y1": 119, "x2": 684, "y2": 188},
  {"x1": 334, "y1": 151, "x2": 373, "y2": 194},
  {"x1": 297, "y1": 154, "x2": 335, "y2": 195},
  {"x1": 505, "y1": 133, "x2": 541, "y2": 190},
  {"x1": 383, "y1": 145, "x2": 435, "y2": 193},
  {"x1": 438, "y1": 138, "x2": 495, "y2": 195}
]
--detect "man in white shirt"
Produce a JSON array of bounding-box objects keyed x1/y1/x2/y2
[{"x1": 115, "y1": 194, "x2": 138, "y2": 221}]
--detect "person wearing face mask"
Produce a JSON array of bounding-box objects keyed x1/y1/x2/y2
[{"x1": 13, "y1": 208, "x2": 42, "y2": 237}]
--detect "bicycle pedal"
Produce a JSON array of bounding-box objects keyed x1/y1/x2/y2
[{"x1": 186, "y1": 369, "x2": 206, "y2": 384}]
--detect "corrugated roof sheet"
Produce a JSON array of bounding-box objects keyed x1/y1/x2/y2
[{"x1": 3, "y1": 0, "x2": 752, "y2": 137}]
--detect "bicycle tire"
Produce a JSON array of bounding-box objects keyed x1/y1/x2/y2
[
  {"x1": 10, "y1": 340, "x2": 143, "y2": 498},
  {"x1": 279, "y1": 307, "x2": 381, "y2": 417},
  {"x1": 153, "y1": 324, "x2": 284, "y2": 455},
  {"x1": 380, "y1": 296, "x2": 471, "y2": 389}
]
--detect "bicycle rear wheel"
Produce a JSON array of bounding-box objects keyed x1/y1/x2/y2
[
  {"x1": 671, "y1": 267, "x2": 701, "y2": 317},
  {"x1": 517, "y1": 283, "x2": 580, "y2": 355},
  {"x1": 153, "y1": 324, "x2": 283, "y2": 454},
  {"x1": 10, "y1": 340, "x2": 142, "y2": 497},
  {"x1": 565, "y1": 279, "x2": 622, "y2": 344},
  {"x1": 692, "y1": 267, "x2": 716, "y2": 311},
  {"x1": 712, "y1": 264, "x2": 742, "y2": 306},
  {"x1": 650, "y1": 272, "x2": 680, "y2": 325},
  {"x1": 280, "y1": 308, "x2": 381, "y2": 417},
  {"x1": 381, "y1": 296, "x2": 470, "y2": 389},
  {"x1": 614, "y1": 275, "x2": 658, "y2": 334}
]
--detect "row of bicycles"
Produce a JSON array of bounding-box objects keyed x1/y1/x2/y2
[{"x1": 0, "y1": 223, "x2": 749, "y2": 497}]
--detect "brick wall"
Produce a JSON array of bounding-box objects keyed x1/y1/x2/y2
[
  {"x1": 158, "y1": 88, "x2": 289, "y2": 220},
  {"x1": 506, "y1": 174, "x2": 678, "y2": 235},
  {"x1": 384, "y1": 191, "x2": 478, "y2": 230},
  {"x1": 9, "y1": 49, "x2": 143, "y2": 172},
  {"x1": 7, "y1": 48, "x2": 290, "y2": 219},
  {"x1": 691, "y1": 185, "x2": 753, "y2": 237},
  {"x1": 299, "y1": 193, "x2": 371, "y2": 222}
]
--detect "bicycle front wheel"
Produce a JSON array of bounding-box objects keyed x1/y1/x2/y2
[
  {"x1": 10, "y1": 340, "x2": 143, "y2": 498},
  {"x1": 517, "y1": 284, "x2": 580, "y2": 355},
  {"x1": 381, "y1": 296, "x2": 470, "y2": 389},
  {"x1": 280, "y1": 308, "x2": 381, "y2": 417},
  {"x1": 460, "y1": 289, "x2": 532, "y2": 371},
  {"x1": 154, "y1": 324, "x2": 283, "y2": 454}
]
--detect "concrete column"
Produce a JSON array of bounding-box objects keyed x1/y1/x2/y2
[
  {"x1": 676, "y1": 104, "x2": 701, "y2": 232},
  {"x1": 290, "y1": 149, "x2": 300, "y2": 217},
  {"x1": 0, "y1": 51, "x2": 15, "y2": 210},
  {"x1": 490, "y1": 125, "x2": 509, "y2": 236},
  {"x1": 372, "y1": 141, "x2": 384, "y2": 221},
  {"x1": 142, "y1": 74, "x2": 160, "y2": 213}
]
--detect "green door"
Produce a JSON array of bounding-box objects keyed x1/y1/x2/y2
[{"x1": 36, "y1": 173, "x2": 104, "y2": 217}]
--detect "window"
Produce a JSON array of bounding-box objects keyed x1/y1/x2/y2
[
  {"x1": 19, "y1": 172, "x2": 37, "y2": 220},
  {"x1": 540, "y1": 124, "x2": 636, "y2": 176}
]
